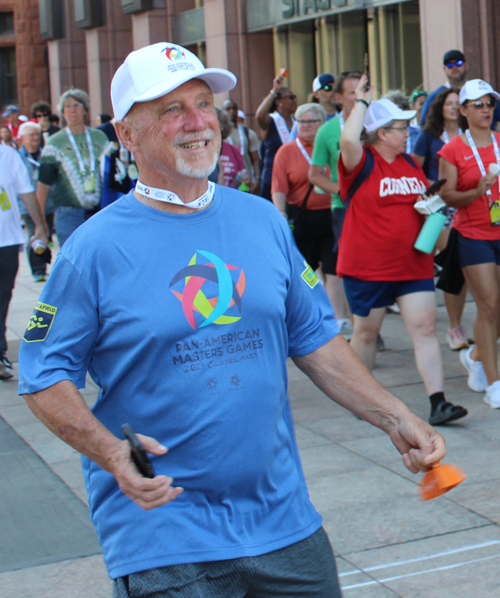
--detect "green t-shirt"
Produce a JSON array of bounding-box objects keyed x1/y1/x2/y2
[
  {"x1": 311, "y1": 115, "x2": 343, "y2": 209},
  {"x1": 39, "y1": 127, "x2": 108, "y2": 209}
]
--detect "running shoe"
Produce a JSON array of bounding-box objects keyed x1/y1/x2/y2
[
  {"x1": 458, "y1": 325, "x2": 474, "y2": 345},
  {"x1": 0, "y1": 353, "x2": 13, "y2": 380},
  {"x1": 429, "y1": 401, "x2": 468, "y2": 425},
  {"x1": 459, "y1": 346, "x2": 487, "y2": 392},
  {"x1": 340, "y1": 320, "x2": 353, "y2": 341},
  {"x1": 386, "y1": 303, "x2": 400, "y2": 314},
  {"x1": 484, "y1": 381, "x2": 500, "y2": 409},
  {"x1": 446, "y1": 326, "x2": 469, "y2": 351},
  {"x1": 33, "y1": 274, "x2": 46, "y2": 283}
]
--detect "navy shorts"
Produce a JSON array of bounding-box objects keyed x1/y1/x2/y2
[
  {"x1": 343, "y1": 276, "x2": 435, "y2": 317},
  {"x1": 456, "y1": 231, "x2": 500, "y2": 267}
]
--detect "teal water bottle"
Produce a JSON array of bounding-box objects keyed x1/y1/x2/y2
[{"x1": 414, "y1": 209, "x2": 447, "y2": 254}]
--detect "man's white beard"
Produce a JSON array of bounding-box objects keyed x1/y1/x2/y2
[
  {"x1": 175, "y1": 151, "x2": 218, "y2": 179},
  {"x1": 174, "y1": 131, "x2": 220, "y2": 179}
]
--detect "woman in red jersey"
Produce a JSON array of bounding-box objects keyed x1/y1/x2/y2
[
  {"x1": 338, "y1": 75, "x2": 467, "y2": 426},
  {"x1": 439, "y1": 79, "x2": 500, "y2": 408}
]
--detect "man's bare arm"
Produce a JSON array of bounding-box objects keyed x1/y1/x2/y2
[
  {"x1": 293, "y1": 335, "x2": 446, "y2": 473},
  {"x1": 23, "y1": 380, "x2": 183, "y2": 509},
  {"x1": 308, "y1": 165, "x2": 339, "y2": 195},
  {"x1": 19, "y1": 190, "x2": 48, "y2": 244}
]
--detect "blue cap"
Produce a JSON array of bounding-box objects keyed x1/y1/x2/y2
[
  {"x1": 2, "y1": 105, "x2": 19, "y2": 117},
  {"x1": 312, "y1": 73, "x2": 335, "y2": 92}
]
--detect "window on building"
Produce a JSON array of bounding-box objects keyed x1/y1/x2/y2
[
  {"x1": 0, "y1": 47, "x2": 17, "y2": 106},
  {"x1": 0, "y1": 12, "x2": 14, "y2": 36}
]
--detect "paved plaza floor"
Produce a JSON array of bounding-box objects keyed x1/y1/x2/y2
[{"x1": 1, "y1": 250, "x2": 500, "y2": 597}]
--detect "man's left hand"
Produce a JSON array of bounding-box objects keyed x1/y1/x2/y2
[{"x1": 388, "y1": 413, "x2": 446, "y2": 473}]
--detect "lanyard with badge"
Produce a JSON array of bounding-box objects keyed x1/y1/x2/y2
[
  {"x1": 135, "y1": 180, "x2": 215, "y2": 209},
  {"x1": 66, "y1": 127, "x2": 96, "y2": 194},
  {"x1": 466, "y1": 129, "x2": 500, "y2": 225},
  {"x1": 0, "y1": 147, "x2": 11, "y2": 212},
  {"x1": 296, "y1": 138, "x2": 326, "y2": 195}
]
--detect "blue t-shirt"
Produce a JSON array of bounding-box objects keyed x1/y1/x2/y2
[
  {"x1": 18, "y1": 186, "x2": 338, "y2": 579},
  {"x1": 413, "y1": 130, "x2": 444, "y2": 181}
]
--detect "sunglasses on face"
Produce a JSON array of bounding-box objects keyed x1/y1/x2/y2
[
  {"x1": 321, "y1": 85, "x2": 334, "y2": 92},
  {"x1": 445, "y1": 59, "x2": 464, "y2": 69},
  {"x1": 280, "y1": 94, "x2": 297, "y2": 101},
  {"x1": 465, "y1": 99, "x2": 497, "y2": 109},
  {"x1": 298, "y1": 119, "x2": 322, "y2": 125},
  {"x1": 35, "y1": 112, "x2": 49, "y2": 118}
]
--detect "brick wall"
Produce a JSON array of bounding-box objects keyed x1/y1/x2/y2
[{"x1": 0, "y1": 0, "x2": 49, "y2": 117}]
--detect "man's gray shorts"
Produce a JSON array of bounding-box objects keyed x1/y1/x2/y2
[{"x1": 113, "y1": 527, "x2": 341, "y2": 597}]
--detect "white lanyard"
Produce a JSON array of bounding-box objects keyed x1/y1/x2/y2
[
  {"x1": 442, "y1": 128, "x2": 462, "y2": 144},
  {"x1": 270, "y1": 112, "x2": 293, "y2": 145},
  {"x1": 466, "y1": 130, "x2": 500, "y2": 198},
  {"x1": 25, "y1": 152, "x2": 40, "y2": 168},
  {"x1": 135, "y1": 180, "x2": 215, "y2": 209},
  {"x1": 66, "y1": 127, "x2": 95, "y2": 175},
  {"x1": 339, "y1": 112, "x2": 345, "y2": 131},
  {"x1": 295, "y1": 138, "x2": 312, "y2": 165}
]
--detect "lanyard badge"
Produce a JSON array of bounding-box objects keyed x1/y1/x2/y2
[{"x1": 466, "y1": 130, "x2": 500, "y2": 226}]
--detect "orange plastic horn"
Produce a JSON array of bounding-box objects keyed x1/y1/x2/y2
[
  {"x1": 279, "y1": 68, "x2": 289, "y2": 77},
  {"x1": 419, "y1": 462, "x2": 466, "y2": 501}
]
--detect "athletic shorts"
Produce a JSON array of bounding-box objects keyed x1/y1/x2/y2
[
  {"x1": 456, "y1": 230, "x2": 500, "y2": 267},
  {"x1": 287, "y1": 205, "x2": 336, "y2": 275},
  {"x1": 113, "y1": 526, "x2": 341, "y2": 598},
  {"x1": 343, "y1": 276, "x2": 435, "y2": 317}
]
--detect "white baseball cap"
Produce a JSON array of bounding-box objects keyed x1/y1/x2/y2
[
  {"x1": 459, "y1": 79, "x2": 500, "y2": 104},
  {"x1": 111, "y1": 42, "x2": 237, "y2": 121},
  {"x1": 364, "y1": 99, "x2": 416, "y2": 133}
]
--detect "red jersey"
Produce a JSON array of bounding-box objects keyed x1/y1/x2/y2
[
  {"x1": 438, "y1": 134, "x2": 500, "y2": 240},
  {"x1": 337, "y1": 147, "x2": 433, "y2": 281},
  {"x1": 271, "y1": 138, "x2": 331, "y2": 210}
]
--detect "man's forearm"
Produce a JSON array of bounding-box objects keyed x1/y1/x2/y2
[
  {"x1": 308, "y1": 167, "x2": 339, "y2": 195},
  {"x1": 293, "y1": 335, "x2": 411, "y2": 434},
  {"x1": 24, "y1": 380, "x2": 122, "y2": 472},
  {"x1": 19, "y1": 191, "x2": 46, "y2": 231}
]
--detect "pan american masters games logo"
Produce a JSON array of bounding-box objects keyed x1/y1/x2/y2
[
  {"x1": 163, "y1": 46, "x2": 186, "y2": 61},
  {"x1": 169, "y1": 250, "x2": 246, "y2": 330}
]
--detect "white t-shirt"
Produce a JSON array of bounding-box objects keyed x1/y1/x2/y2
[{"x1": 0, "y1": 145, "x2": 33, "y2": 248}]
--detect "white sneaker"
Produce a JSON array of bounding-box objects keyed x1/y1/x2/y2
[
  {"x1": 459, "y1": 347, "x2": 488, "y2": 392},
  {"x1": 484, "y1": 381, "x2": 500, "y2": 409},
  {"x1": 339, "y1": 320, "x2": 353, "y2": 341},
  {"x1": 447, "y1": 327, "x2": 469, "y2": 351}
]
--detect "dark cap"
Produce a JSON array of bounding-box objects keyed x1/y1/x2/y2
[
  {"x1": 443, "y1": 50, "x2": 465, "y2": 64},
  {"x1": 312, "y1": 73, "x2": 335, "y2": 92}
]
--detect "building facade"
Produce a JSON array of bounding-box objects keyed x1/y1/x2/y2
[{"x1": 4, "y1": 0, "x2": 500, "y2": 124}]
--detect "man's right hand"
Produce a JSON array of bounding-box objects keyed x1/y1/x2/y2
[{"x1": 109, "y1": 434, "x2": 184, "y2": 510}]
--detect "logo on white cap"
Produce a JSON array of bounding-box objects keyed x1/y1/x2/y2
[
  {"x1": 111, "y1": 42, "x2": 237, "y2": 121},
  {"x1": 164, "y1": 46, "x2": 186, "y2": 61}
]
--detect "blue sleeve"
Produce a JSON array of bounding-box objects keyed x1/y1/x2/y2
[
  {"x1": 280, "y1": 223, "x2": 339, "y2": 357},
  {"x1": 289, "y1": 121, "x2": 298, "y2": 141},
  {"x1": 18, "y1": 252, "x2": 99, "y2": 394},
  {"x1": 413, "y1": 131, "x2": 428, "y2": 157}
]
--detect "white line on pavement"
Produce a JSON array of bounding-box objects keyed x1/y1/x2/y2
[
  {"x1": 342, "y1": 552, "x2": 500, "y2": 590},
  {"x1": 339, "y1": 540, "x2": 500, "y2": 578}
]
